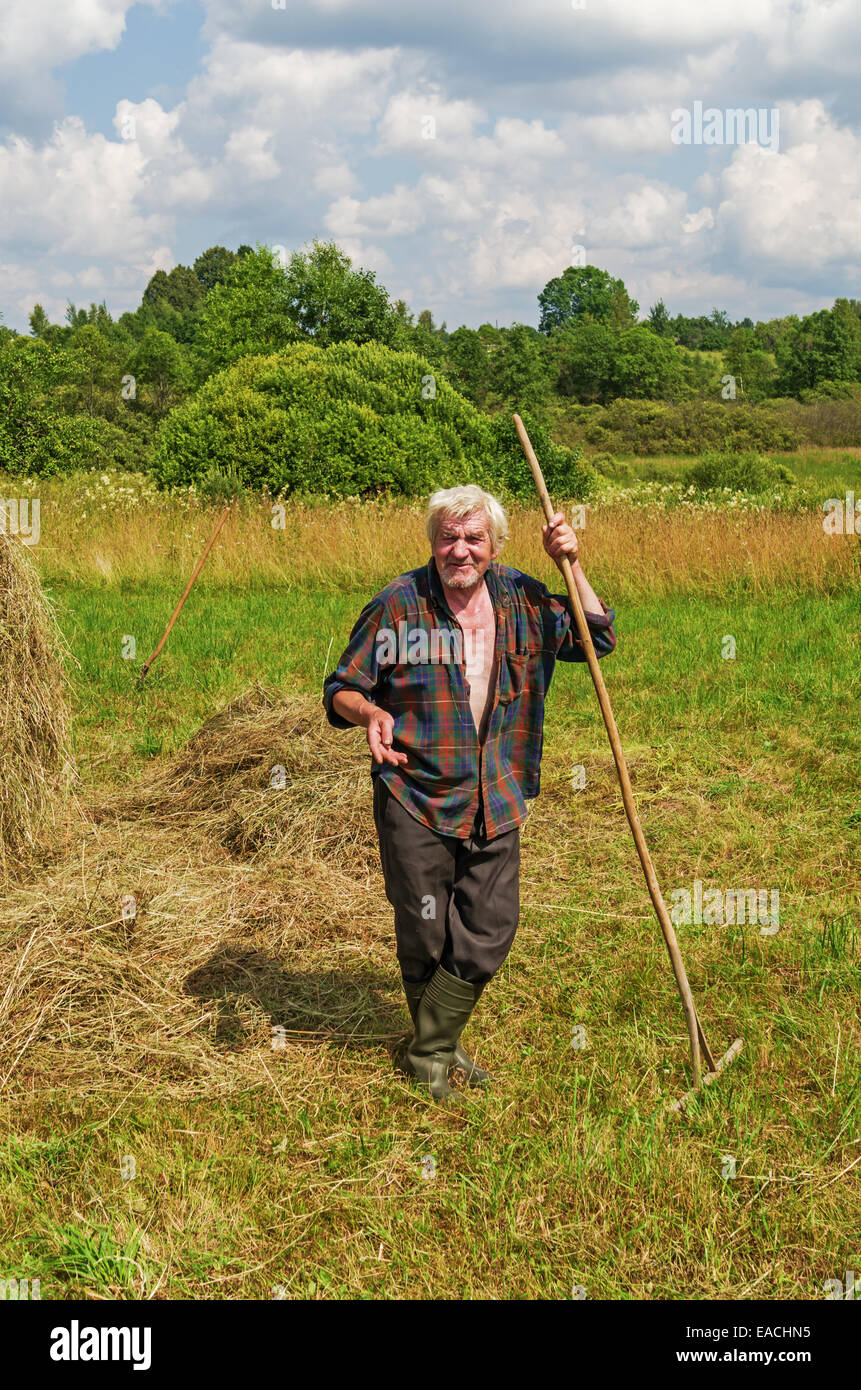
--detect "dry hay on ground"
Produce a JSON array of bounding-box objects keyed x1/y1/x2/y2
[
  {"x1": 0, "y1": 684, "x2": 400, "y2": 1100},
  {"x1": 91, "y1": 681, "x2": 376, "y2": 865},
  {"x1": 0, "y1": 681, "x2": 648, "y2": 1103},
  {"x1": 0, "y1": 531, "x2": 76, "y2": 879}
]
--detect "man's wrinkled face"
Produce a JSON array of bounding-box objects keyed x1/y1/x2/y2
[{"x1": 433, "y1": 510, "x2": 497, "y2": 592}]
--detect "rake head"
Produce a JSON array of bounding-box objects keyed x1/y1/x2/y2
[{"x1": 668, "y1": 1036, "x2": 744, "y2": 1113}]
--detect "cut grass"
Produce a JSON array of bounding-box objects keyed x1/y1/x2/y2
[{"x1": 0, "y1": 491, "x2": 858, "y2": 1301}]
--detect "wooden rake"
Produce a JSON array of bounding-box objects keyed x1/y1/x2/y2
[
  {"x1": 136, "y1": 503, "x2": 232, "y2": 688},
  {"x1": 513, "y1": 414, "x2": 743, "y2": 1109}
]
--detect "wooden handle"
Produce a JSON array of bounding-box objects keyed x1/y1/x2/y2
[
  {"x1": 138, "y1": 504, "x2": 232, "y2": 684},
  {"x1": 513, "y1": 414, "x2": 715, "y2": 1085}
]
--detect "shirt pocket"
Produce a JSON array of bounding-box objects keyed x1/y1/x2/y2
[{"x1": 498, "y1": 650, "x2": 531, "y2": 707}]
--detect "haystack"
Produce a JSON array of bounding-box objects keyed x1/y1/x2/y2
[
  {"x1": 0, "y1": 683, "x2": 395, "y2": 1098},
  {"x1": 0, "y1": 530, "x2": 76, "y2": 877},
  {"x1": 92, "y1": 682, "x2": 376, "y2": 864}
]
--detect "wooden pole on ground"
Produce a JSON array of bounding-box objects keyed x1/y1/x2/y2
[{"x1": 136, "y1": 503, "x2": 231, "y2": 687}]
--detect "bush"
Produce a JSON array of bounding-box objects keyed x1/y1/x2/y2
[
  {"x1": 0, "y1": 334, "x2": 154, "y2": 476},
  {"x1": 588, "y1": 452, "x2": 634, "y2": 481},
  {"x1": 798, "y1": 380, "x2": 860, "y2": 402},
  {"x1": 563, "y1": 397, "x2": 801, "y2": 455},
  {"x1": 684, "y1": 450, "x2": 795, "y2": 493},
  {"x1": 152, "y1": 341, "x2": 596, "y2": 501}
]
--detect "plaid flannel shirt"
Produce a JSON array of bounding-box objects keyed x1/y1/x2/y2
[{"x1": 322, "y1": 556, "x2": 617, "y2": 840}]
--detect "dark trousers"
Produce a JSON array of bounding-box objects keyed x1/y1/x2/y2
[{"x1": 372, "y1": 775, "x2": 521, "y2": 986}]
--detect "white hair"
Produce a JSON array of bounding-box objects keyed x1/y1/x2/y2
[{"x1": 425, "y1": 485, "x2": 509, "y2": 553}]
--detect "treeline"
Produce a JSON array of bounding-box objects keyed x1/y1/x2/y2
[{"x1": 2, "y1": 244, "x2": 860, "y2": 480}]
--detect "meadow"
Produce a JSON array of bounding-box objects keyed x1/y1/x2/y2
[{"x1": 0, "y1": 449, "x2": 858, "y2": 1300}]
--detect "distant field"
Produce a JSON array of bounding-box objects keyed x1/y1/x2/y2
[
  {"x1": 613, "y1": 448, "x2": 861, "y2": 492},
  {"x1": 0, "y1": 461, "x2": 858, "y2": 1300}
]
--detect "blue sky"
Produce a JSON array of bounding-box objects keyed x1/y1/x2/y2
[
  {"x1": 59, "y1": 4, "x2": 207, "y2": 136},
  {"x1": 1, "y1": 0, "x2": 860, "y2": 333}
]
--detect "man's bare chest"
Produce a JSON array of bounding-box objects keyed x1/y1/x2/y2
[{"x1": 455, "y1": 596, "x2": 497, "y2": 674}]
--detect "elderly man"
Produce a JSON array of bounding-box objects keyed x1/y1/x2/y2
[{"x1": 323, "y1": 484, "x2": 616, "y2": 1102}]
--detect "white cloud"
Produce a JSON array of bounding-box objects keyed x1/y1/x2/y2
[
  {"x1": 375, "y1": 91, "x2": 484, "y2": 156},
  {"x1": 0, "y1": 0, "x2": 139, "y2": 69},
  {"x1": 2, "y1": 1, "x2": 860, "y2": 330},
  {"x1": 714, "y1": 101, "x2": 861, "y2": 271},
  {"x1": 0, "y1": 118, "x2": 173, "y2": 258},
  {"x1": 203, "y1": 0, "x2": 779, "y2": 61},
  {"x1": 223, "y1": 126, "x2": 280, "y2": 182},
  {"x1": 312, "y1": 158, "x2": 359, "y2": 197},
  {"x1": 682, "y1": 207, "x2": 715, "y2": 235},
  {"x1": 0, "y1": 0, "x2": 164, "y2": 130},
  {"x1": 183, "y1": 39, "x2": 400, "y2": 141},
  {"x1": 113, "y1": 98, "x2": 183, "y2": 159}
]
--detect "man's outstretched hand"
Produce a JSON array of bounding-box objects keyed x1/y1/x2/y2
[
  {"x1": 365, "y1": 708, "x2": 408, "y2": 767},
  {"x1": 330, "y1": 688, "x2": 408, "y2": 765}
]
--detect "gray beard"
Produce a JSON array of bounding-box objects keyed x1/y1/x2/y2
[{"x1": 442, "y1": 563, "x2": 481, "y2": 590}]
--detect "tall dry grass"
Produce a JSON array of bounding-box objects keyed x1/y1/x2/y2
[{"x1": 26, "y1": 492, "x2": 861, "y2": 600}]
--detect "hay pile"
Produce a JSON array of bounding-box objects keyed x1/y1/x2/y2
[
  {"x1": 92, "y1": 682, "x2": 376, "y2": 864},
  {"x1": 0, "y1": 684, "x2": 400, "y2": 1099},
  {"x1": 0, "y1": 531, "x2": 76, "y2": 878}
]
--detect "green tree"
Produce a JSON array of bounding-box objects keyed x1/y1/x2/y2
[
  {"x1": 119, "y1": 293, "x2": 201, "y2": 347},
  {"x1": 196, "y1": 241, "x2": 403, "y2": 371},
  {"x1": 776, "y1": 300, "x2": 861, "y2": 394},
  {"x1": 754, "y1": 316, "x2": 798, "y2": 355},
  {"x1": 646, "y1": 300, "x2": 672, "y2": 337},
  {"x1": 0, "y1": 334, "x2": 131, "y2": 474},
  {"x1": 538, "y1": 265, "x2": 639, "y2": 333},
  {"x1": 610, "y1": 327, "x2": 686, "y2": 400},
  {"x1": 193, "y1": 246, "x2": 237, "y2": 292},
  {"x1": 0, "y1": 336, "x2": 60, "y2": 468},
  {"x1": 723, "y1": 328, "x2": 776, "y2": 401},
  {"x1": 608, "y1": 285, "x2": 638, "y2": 329},
  {"x1": 143, "y1": 265, "x2": 203, "y2": 314},
  {"x1": 410, "y1": 309, "x2": 448, "y2": 370},
  {"x1": 127, "y1": 328, "x2": 191, "y2": 417},
  {"x1": 491, "y1": 324, "x2": 549, "y2": 413},
  {"x1": 670, "y1": 309, "x2": 735, "y2": 351},
  {"x1": 551, "y1": 322, "x2": 619, "y2": 403},
  {"x1": 477, "y1": 322, "x2": 503, "y2": 348},
  {"x1": 151, "y1": 341, "x2": 591, "y2": 501},
  {"x1": 58, "y1": 325, "x2": 127, "y2": 419},
  {"x1": 28, "y1": 304, "x2": 51, "y2": 337},
  {"x1": 65, "y1": 300, "x2": 116, "y2": 335},
  {"x1": 443, "y1": 327, "x2": 489, "y2": 406},
  {"x1": 196, "y1": 245, "x2": 301, "y2": 370},
  {"x1": 280, "y1": 239, "x2": 402, "y2": 348}
]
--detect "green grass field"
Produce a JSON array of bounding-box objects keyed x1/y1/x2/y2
[
  {"x1": 614, "y1": 447, "x2": 861, "y2": 493},
  {"x1": 0, "y1": 450, "x2": 859, "y2": 1300}
]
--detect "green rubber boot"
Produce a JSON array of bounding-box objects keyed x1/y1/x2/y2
[
  {"x1": 401, "y1": 967, "x2": 489, "y2": 1100},
  {"x1": 402, "y1": 977, "x2": 492, "y2": 1088}
]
